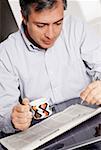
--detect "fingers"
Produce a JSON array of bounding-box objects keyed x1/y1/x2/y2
[
  {"x1": 12, "y1": 110, "x2": 32, "y2": 120},
  {"x1": 22, "y1": 98, "x2": 30, "y2": 105},
  {"x1": 93, "y1": 92, "x2": 101, "y2": 105},
  {"x1": 80, "y1": 80, "x2": 101, "y2": 105},
  {"x1": 80, "y1": 81, "x2": 97, "y2": 100},
  {"x1": 13, "y1": 98, "x2": 30, "y2": 113},
  {"x1": 12, "y1": 111, "x2": 32, "y2": 131},
  {"x1": 11, "y1": 98, "x2": 33, "y2": 131},
  {"x1": 96, "y1": 99, "x2": 101, "y2": 105},
  {"x1": 13, "y1": 104, "x2": 29, "y2": 113},
  {"x1": 80, "y1": 87, "x2": 96, "y2": 104},
  {"x1": 13, "y1": 120, "x2": 31, "y2": 131}
]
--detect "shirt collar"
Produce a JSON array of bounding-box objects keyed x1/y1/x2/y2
[{"x1": 20, "y1": 24, "x2": 45, "y2": 52}]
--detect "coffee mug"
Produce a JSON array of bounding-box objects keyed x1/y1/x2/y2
[{"x1": 30, "y1": 98, "x2": 52, "y2": 120}]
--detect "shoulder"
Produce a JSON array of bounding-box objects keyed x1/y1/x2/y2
[
  {"x1": 61, "y1": 15, "x2": 86, "y2": 44},
  {"x1": 0, "y1": 30, "x2": 21, "y2": 48},
  {"x1": 0, "y1": 30, "x2": 22, "y2": 54},
  {"x1": 63, "y1": 15, "x2": 85, "y2": 31},
  {"x1": 0, "y1": 30, "x2": 22, "y2": 62}
]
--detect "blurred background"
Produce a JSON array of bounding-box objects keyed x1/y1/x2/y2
[{"x1": 0, "y1": 0, "x2": 101, "y2": 42}]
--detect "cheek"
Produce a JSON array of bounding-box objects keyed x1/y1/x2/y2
[
  {"x1": 55, "y1": 25, "x2": 62, "y2": 36},
  {"x1": 28, "y1": 27, "x2": 41, "y2": 40},
  {"x1": 55, "y1": 29, "x2": 62, "y2": 38},
  {"x1": 34, "y1": 31, "x2": 43, "y2": 39}
]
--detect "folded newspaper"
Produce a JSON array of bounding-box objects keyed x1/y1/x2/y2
[{"x1": 0, "y1": 104, "x2": 101, "y2": 150}]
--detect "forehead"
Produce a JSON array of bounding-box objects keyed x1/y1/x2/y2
[{"x1": 28, "y1": 0, "x2": 64, "y2": 23}]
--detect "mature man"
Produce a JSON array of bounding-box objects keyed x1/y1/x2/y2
[{"x1": 0, "y1": 0, "x2": 101, "y2": 136}]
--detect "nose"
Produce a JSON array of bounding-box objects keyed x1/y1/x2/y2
[{"x1": 45, "y1": 26, "x2": 54, "y2": 39}]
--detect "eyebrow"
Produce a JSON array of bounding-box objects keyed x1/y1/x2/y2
[{"x1": 34, "y1": 17, "x2": 64, "y2": 25}]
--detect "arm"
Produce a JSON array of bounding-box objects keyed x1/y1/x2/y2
[
  {"x1": 0, "y1": 43, "x2": 21, "y2": 133},
  {"x1": 79, "y1": 22, "x2": 101, "y2": 105},
  {"x1": 80, "y1": 80, "x2": 101, "y2": 105},
  {"x1": 0, "y1": 44, "x2": 33, "y2": 133}
]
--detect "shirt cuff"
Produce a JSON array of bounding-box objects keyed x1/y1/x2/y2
[{"x1": 1, "y1": 114, "x2": 19, "y2": 134}]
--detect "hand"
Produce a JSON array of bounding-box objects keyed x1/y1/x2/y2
[
  {"x1": 80, "y1": 80, "x2": 101, "y2": 105},
  {"x1": 11, "y1": 98, "x2": 33, "y2": 131}
]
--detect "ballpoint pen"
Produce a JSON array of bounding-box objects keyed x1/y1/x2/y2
[{"x1": 81, "y1": 99, "x2": 84, "y2": 104}]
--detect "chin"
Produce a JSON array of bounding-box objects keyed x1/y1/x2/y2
[{"x1": 42, "y1": 43, "x2": 54, "y2": 49}]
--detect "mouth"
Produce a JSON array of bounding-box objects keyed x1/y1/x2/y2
[{"x1": 43, "y1": 40, "x2": 54, "y2": 45}]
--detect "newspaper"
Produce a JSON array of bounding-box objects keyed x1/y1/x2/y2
[{"x1": 0, "y1": 104, "x2": 101, "y2": 150}]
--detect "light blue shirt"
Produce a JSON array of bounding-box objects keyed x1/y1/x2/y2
[{"x1": 0, "y1": 16, "x2": 101, "y2": 133}]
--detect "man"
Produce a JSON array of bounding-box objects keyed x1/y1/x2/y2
[{"x1": 0, "y1": 0, "x2": 101, "y2": 135}]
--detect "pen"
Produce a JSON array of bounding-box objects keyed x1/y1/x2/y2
[{"x1": 81, "y1": 99, "x2": 84, "y2": 104}]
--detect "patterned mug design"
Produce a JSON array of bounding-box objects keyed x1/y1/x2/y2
[{"x1": 30, "y1": 98, "x2": 52, "y2": 120}]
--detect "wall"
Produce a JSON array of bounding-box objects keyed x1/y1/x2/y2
[
  {"x1": 0, "y1": 0, "x2": 18, "y2": 42},
  {"x1": 66, "y1": 0, "x2": 101, "y2": 35},
  {"x1": 1, "y1": 0, "x2": 101, "y2": 42}
]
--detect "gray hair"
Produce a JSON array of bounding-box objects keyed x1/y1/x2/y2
[{"x1": 19, "y1": 0, "x2": 67, "y2": 20}]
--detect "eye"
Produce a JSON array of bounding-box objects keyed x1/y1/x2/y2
[
  {"x1": 36, "y1": 24, "x2": 45, "y2": 28},
  {"x1": 56, "y1": 22, "x2": 62, "y2": 26}
]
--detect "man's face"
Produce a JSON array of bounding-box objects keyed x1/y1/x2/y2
[{"x1": 23, "y1": 1, "x2": 64, "y2": 49}]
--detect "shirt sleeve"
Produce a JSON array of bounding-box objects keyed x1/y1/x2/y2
[
  {"x1": 0, "y1": 43, "x2": 20, "y2": 133},
  {"x1": 79, "y1": 20, "x2": 101, "y2": 80}
]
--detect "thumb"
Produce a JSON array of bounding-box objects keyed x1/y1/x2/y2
[{"x1": 22, "y1": 98, "x2": 30, "y2": 105}]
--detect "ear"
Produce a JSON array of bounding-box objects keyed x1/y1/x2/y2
[
  {"x1": 23, "y1": 18, "x2": 27, "y2": 25},
  {"x1": 21, "y1": 10, "x2": 27, "y2": 25}
]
